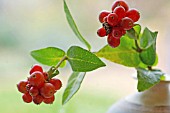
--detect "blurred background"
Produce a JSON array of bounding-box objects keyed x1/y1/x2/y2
[{"x1": 0, "y1": 0, "x2": 170, "y2": 113}]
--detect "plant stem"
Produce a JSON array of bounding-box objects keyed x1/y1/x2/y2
[
  {"x1": 135, "y1": 39, "x2": 142, "y2": 53},
  {"x1": 148, "y1": 66, "x2": 152, "y2": 71},
  {"x1": 55, "y1": 56, "x2": 68, "y2": 70}
]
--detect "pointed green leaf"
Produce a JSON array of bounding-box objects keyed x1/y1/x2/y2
[
  {"x1": 96, "y1": 35, "x2": 140, "y2": 67},
  {"x1": 62, "y1": 72, "x2": 86, "y2": 105},
  {"x1": 126, "y1": 28, "x2": 137, "y2": 40},
  {"x1": 133, "y1": 24, "x2": 141, "y2": 36},
  {"x1": 67, "y1": 46, "x2": 106, "y2": 72},
  {"x1": 63, "y1": 0, "x2": 91, "y2": 50},
  {"x1": 31, "y1": 47, "x2": 66, "y2": 67},
  {"x1": 126, "y1": 24, "x2": 141, "y2": 40},
  {"x1": 137, "y1": 68, "x2": 164, "y2": 92},
  {"x1": 140, "y1": 27, "x2": 158, "y2": 49},
  {"x1": 139, "y1": 45, "x2": 156, "y2": 66}
]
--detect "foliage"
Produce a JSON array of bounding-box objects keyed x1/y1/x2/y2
[{"x1": 29, "y1": 0, "x2": 164, "y2": 105}]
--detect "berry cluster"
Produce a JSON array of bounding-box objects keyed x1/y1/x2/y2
[
  {"x1": 97, "y1": 0, "x2": 140, "y2": 48},
  {"x1": 17, "y1": 64, "x2": 62, "y2": 105}
]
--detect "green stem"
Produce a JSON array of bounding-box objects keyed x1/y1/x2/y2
[
  {"x1": 135, "y1": 39, "x2": 142, "y2": 53},
  {"x1": 134, "y1": 39, "x2": 153, "y2": 70},
  {"x1": 47, "y1": 56, "x2": 68, "y2": 79},
  {"x1": 55, "y1": 56, "x2": 68, "y2": 70},
  {"x1": 148, "y1": 66, "x2": 152, "y2": 71}
]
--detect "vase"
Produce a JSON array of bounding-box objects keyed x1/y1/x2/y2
[{"x1": 107, "y1": 79, "x2": 170, "y2": 113}]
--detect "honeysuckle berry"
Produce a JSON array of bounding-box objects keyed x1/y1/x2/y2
[
  {"x1": 97, "y1": 0, "x2": 140, "y2": 48},
  {"x1": 33, "y1": 95, "x2": 44, "y2": 105},
  {"x1": 113, "y1": 6, "x2": 126, "y2": 21},
  {"x1": 28, "y1": 71, "x2": 45, "y2": 88},
  {"x1": 29, "y1": 86, "x2": 39, "y2": 97},
  {"x1": 99, "y1": 10, "x2": 110, "y2": 23},
  {"x1": 111, "y1": 28, "x2": 123, "y2": 39},
  {"x1": 126, "y1": 9, "x2": 140, "y2": 22},
  {"x1": 22, "y1": 93, "x2": 32, "y2": 103},
  {"x1": 29, "y1": 64, "x2": 43, "y2": 75},
  {"x1": 17, "y1": 80, "x2": 28, "y2": 93},
  {"x1": 107, "y1": 34, "x2": 120, "y2": 48},
  {"x1": 107, "y1": 13, "x2": 118, "y2": 26},
  {"x1": 111, "y1": 0, "x2": 129, "y2": 12},
  {"x1": 50, "y1": 78, "x2": 62, "y2": 91},
  {"x1": 97, "y1": 27, "x2": 107, "y2": 37},
  {"x1": 40, "y1": 83, "x2": 55, "y2": 98},
  {"x1": 43, "y1": 95, "x2": 55, "y2": 104},
  {"x1": 43, "y1": 72, "x2": 49, "y2": 81},
  {"x1": 120, "y1": 17, "x2": 134, "y2": 30}
]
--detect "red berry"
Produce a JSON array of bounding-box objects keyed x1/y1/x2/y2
[
  {"x1": 29, "y1": 64, "x2": 43, "y2": 75},
  {"x1": 50, "y1": 78, "x2": 62, "y2": 91},
  {"x1": 120, "y1": 17, "x2": 134, "y2": 30},
  {"x1": 28, "y1": 71, "x2": 45, "y2": 88},
  {"x1": 43, "y1": 95, "x2": 55, "y2": 104},
  {"x1": 113, "y1": 6, "x2": 126, "y2": 21},
  {"x1": 111, "y1": 28, "x2": 123, "y2": 39},
  {"x1": 107, "y1": 13, "x2": 118, "y2": 26},
  {"x1": 111, "y1": 0, "x2": 129, "y2": 12},
  {"x1": 97, "y1": 27, "x2": 107, "y2": 37},
  {"x1": 17, "y1": 80, "x2": 28, "y2": 93},
  {"x1": 107, "y1": 34, "x2": 120, "y2": 48},
  {"x1": 29, "y1": 86, "x2": 39, "y2": 97},
  {"x1": 40, "y1": 83, "x2": 55, "y2": 98},
  {"x1": 22, "y1": 93, "x2": 32, "y2": 103},
  {"x1": 99, "y1": 10, "x2": 110, "y2": 23},
  {"x1": 126, "y1": 9, "x2": 140, "y2": 22},
  {"x1": 26, "y1": 84, "x2": 32, "y2": 91},
  {"x1": 43, "y1": 72, "x2": 49, "y2": 80},
  {"x1": 33, "y1": 95, "x2": 43, "y2": 105},
  {"x1": 121, "y1": 29, "x2": 126, "y2": 35}
]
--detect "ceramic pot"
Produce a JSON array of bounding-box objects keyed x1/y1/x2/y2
[{"x1": 107, "y1": 81, "x2": 170, "y2": 113}]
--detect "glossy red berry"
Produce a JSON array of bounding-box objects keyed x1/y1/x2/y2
[
  {"x1": 43, "y1": 72, "x2": 49, "y2": 80},
  {"x1": 111, "y1": 0, "x2": 129, "y2": 12},
  {"x1": 28, "y1": 71, "x2": 45, "y2": 88},
  {"x1": 33, "y1": 95, "x2": 43, "y2": 105},
  {"x1": 120, "y1": 17, "x2": 134, "y2": 30},
  {"x1": 113, "y1": 6, "x2": 126, "y2": 21},
  {"x1": 50, "y1": 78, "x2": 62, "y2": 91},
  {"x1": 29, "y1": 64, "x2": 43, "y2": 75},
  {"x1": 111, "y1": 28, "x2": 123, "y2": 39},
  {"x1": 126, "y1": 9, "x2": 140, "y2": 22},
  {"x1": 29, "y1": 86, "x2": 39, "y2": 97},
  {"x1": 107, "y1": 34, "x2": 120, "y2": 48},
  {"x1": 97, "y1": 27, "x2": 107, "y2": 37},
  {"x1": 22, "y1": 93, "x2": 32, "y2": 103},
  {"x1": 43, "y1": 95, "x2": 55, "y2": 104},
  {"x1": 40, "y1": 83, "x2": 55, "y2": 98},
  {"x1": 99, "y1": 10, "x2": 110, "y2": 23},
  {"x1": 17, "y1": 80, "x2": 28, "y2": 93},
  {"x1": 107, "y1": 13, "x2": 118, "y2": 26}
]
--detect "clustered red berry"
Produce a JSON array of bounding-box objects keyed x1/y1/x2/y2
[
  {"x1": 97, "y1": 0, "x2": 140, "y2": 48},
  {"x1": 17, "y1": 64, "x2": 62, "y2": 105}
]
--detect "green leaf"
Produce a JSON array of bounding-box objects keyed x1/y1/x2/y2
[
  {"x1": 62, "y1": 72, "x2": 86, "y2": 105},
  {"x1": 31, "y1": 47, "x2": 66, "y2": 67},
  {"x1": 63, "y1": 0, "x2": 91, "y2": 50},
  {"x1": 126, "y1": 28, "x2": 137, "y2": 40},
  {"x1": 126, "y1": 24, "x2": 141, "y2": 40},
  {"x1": 133, "y1": 24, "x2": 141, "y2": 36},
  {"x1": 96, "y1": 35, "x2": 140, "y2": 67},
  {"x1": 140, "y1": 27, "x2": 158, "y2": 49},
  {"x1": 47, "y1": 66, "x2": 60, "y2": 79},
  {"x1": 67, "y1": 46, "x2": 106, "y2": 72},
  {"x1": 137, "y1": 68, "x2": 164, "y2": 92},
  {"x1": 139, "y1": 45, "x2": 156, "y2": 66}
]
